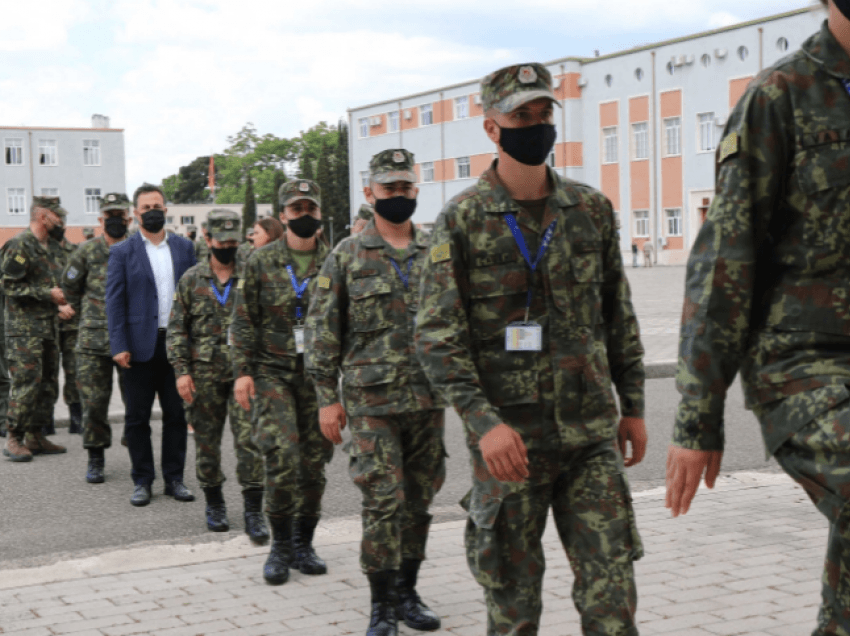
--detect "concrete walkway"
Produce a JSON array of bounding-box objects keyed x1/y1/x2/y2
[{"x1": 0, "y1": 471, "x2": 825, "y2": 636}]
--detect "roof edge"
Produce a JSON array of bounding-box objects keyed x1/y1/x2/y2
[{"x1": 0, "y1": 126, "x2": 124, "y2": 132}]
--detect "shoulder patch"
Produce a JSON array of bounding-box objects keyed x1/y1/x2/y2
[
  {"x1": 14, "y1": 255, "x2": 26, "y2": 265},
  {"x1": 66, "y1": 266, "x2": 79, "y2": 280},
  {"x1": 431, "y1": 243, "x2": 451, "y2": 263},
  {"x1": 317, "y1": 276, "x2": 330, "y2": 289},
  {"x1": 237, "y1": 279, "x2": 244, "y2": 290},
  {"x1": 173, "y1": 292, "x2": 178, "y2": 301},
  {"x1": 719, "y1": 132, "x2": 740, "y2": 163}
]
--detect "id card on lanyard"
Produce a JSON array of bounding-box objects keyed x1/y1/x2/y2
[
  {"x1": 503, "y1": 214, "x2": 556, "y2": 352},
  {"x1": 286, "y1": 264, "x2": 310, "y2": 354}
]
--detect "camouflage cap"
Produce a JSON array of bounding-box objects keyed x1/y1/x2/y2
[
  {"x1": 481, "y1": 63, "x2": 561, "y2": 114},
  {"x1": 99, "y1": 192, "x2": 131, "y2": 213},
  {"x1": 82, "y1": 228, "x2": 95, "y2": 239},
  {"x1": 280, "y1": 179, "x2": 321, "y2": 209},
  {"x1": 357, "y1": 204, "x2": 374, "y2": 222},
  {"x1": 369, "y1": 149, "x2": 417, "y2": 184},
  {"x1": 206, "y1": 208, "x2": 241, "y2": 242},
  {"x1": 33, "y1": 196, "x2": 67, "y2": 218}
]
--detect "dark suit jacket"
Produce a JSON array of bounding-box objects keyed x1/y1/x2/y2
[{"x1": 106, "y1": 232, "x2": 196, "y2": 363}]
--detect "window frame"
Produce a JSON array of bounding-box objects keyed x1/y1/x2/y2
[
  {"x1": 388, "y1": 110, "x2": 400, "y2": 133},
  {"x1": 663, "y1": 117, "x2": 682, "y2": 157},
  {"x1": 631, "y1": 122, "x2": 649, "y2": 161},
  {"x1": 419, "y1": 103, "x2": 433, "y2": 126},
  {"x1": 84, "y1": 188, "x2": 102, "y2": 215},
  {"x1": 602, "y1": 126, "x2": 618, "y2": 164},
  {"x1": 180, "y1": 215, "x2": 195, "y2": 225},
  {"x1": 41, "y1": 187, "x2": 59, "y2": 197},
  {"x1": 456, "y1": 156, "x2": 471, "y2": 179},
  {"x1": 634, "y1": 209, "x2": 649, "y2": 238},
  {"x1": 7, "y1": 187, "x2": 26, "y2": 216},
  {"x1": 422, "y1": 161, "x2": 434, "y2": 183},
  {"x1": 454, "y1": 96, "x2": 469, "y2": 120},
  {"x1": 4, "y1": 138, "x2": 24, "y2": 166},
  {"x1": 38, "y1": 139, "x2": 58, "y2": 166},
  {"x1": 83, "y1": 139, "x2": 101, "y2": 166},
  {"x1": 697, "y1": 112, "x2": 716, "y2": 153},
  {"x1": 360, "y1": 171, "x2": 369, "y2": 188},
  {"x1": 665, "y1": 207, "x2": 683, "y2": 237},
  {"x1": 358, "y1": 117, "x2": 369, "y2": 139}
]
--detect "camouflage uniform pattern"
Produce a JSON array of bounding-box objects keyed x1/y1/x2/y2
[
  {"x1": 415, "y1": 161, "x2": 645, "y2": 635},
  {"x1": 167, "y1": 260, "x2": 263, "y2": 491},
  {"x1": 305, "y1": 197, "x2": 446, "y2": 572},
  {"x1": 356, "y1": 204, "x2": 374, "y2": 223},
  {"x1": 0, "y1": 290, "x2": 9, "y2": 436},
  {"x1": 62, "y1": 235, "x2": 126, "y2": 448},
  {"x1": 231, "y1": 233, "x2": 333, "y2": 517},
  {"x1": 236, "y1": 241, "x2": 253, "y2": 276},
  {"x1": 52, "y1": 238, "x2": 80, "y2": 405},
  {"x1": 673, "y1": 22, "x2": 850, "y2": 635},
  {"x1": 480, "y1": 62, "x2": 560, "y2": 114}
]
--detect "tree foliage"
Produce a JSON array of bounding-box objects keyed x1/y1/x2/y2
[{"x1": 242, "y1": 172, "x2": 257, "y2": 238}]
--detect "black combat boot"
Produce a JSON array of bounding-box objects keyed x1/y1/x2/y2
[
  {"x1": 395, "y1": 558, "x2": 440, "y2": 631},
  {"x1": 68, "y1": 403, "x2": 83, "y2": 434},
  {"x1": 263, "y1": 514, "x2": 292, "y2": 585},
  {"x1": 367, "y1": 570, "x2": 398, "y2": 636},
  {"x1": 203, "y1": 485, "x2": 229, "y2": 532},
  {"x1": 291, "y1": 516, "x2": 327, "y2": 575},
  {"x1": 42, "y1": 415, "x2": 55, "y2": 436},
  {"x1": 242, "y1": 489, "x2": 269, "y2": 544},
  {"x1": 86, "y1": 448, "x2": 105, "y2": 483}
]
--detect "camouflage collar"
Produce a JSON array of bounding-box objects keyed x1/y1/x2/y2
[
  {"x1": 360, "y1": 218, "x2": 428, "y2": 251},
  {"x1": 275, "y1": 235, "x2": 329, "y2": 277},
  {"x1": 23, "y1": 227, "x2": 49, "y2": 253},
  {"x1": 803, "y1": 20, "x2": 850, "y2": 80}
]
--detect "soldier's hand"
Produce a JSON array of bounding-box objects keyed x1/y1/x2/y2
[
  {"x1": 50, "y1": 287, "x2": 66, "y2": 305},
  {"x1": 57, "y1": 304, "x2": 75, "y2": 321},
  {"x1": 319, "y1": 403, "x2": 347, "y2": 445},
  {"x1": 479, "y1": 423, "x2": 529, "y2": 483},
  {"x1": 113, "y1": 351, "x2": 131, "y2": 369},
  {"x1": 665, "y1": 445, "x2": 723, "y2": 518},
  {"x1": 235, "y1": 375, "x2": 255, "y2": 411},
  {"x1": 618, "y1": 416, "x2": 648, "y2": 467},
  {"x1": 177, "y1": 375, "x2": 196, "y2": 404}
]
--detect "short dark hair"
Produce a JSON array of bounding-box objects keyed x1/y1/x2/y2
[{"x1": 133, "y1": 183, "x2": 166, "y2": 208}]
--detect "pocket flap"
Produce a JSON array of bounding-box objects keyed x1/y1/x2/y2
[
  {"x1": 480, "y1": 370, "x2": 538, "y2": 407},
  {"x1": 350, "y1": 277, "x2": 391, "y2": 301},
  {"x1": 345, "y1": 364, "x2": 398, "y2": 387}
]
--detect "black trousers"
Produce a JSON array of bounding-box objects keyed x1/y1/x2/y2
[{"x1": 123, "y1": 331, "x2": 187, "y2": 486}]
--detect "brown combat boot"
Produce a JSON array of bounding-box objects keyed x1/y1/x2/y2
[
  {"x1": 3, "y1": 435, "x2": 33, "y2": 462},
  {"x1": 25, "y1": 433, "x2": 67, "y2": 455}
]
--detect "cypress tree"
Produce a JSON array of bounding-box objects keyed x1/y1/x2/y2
[
  {"x1": 243, "y1": 172, "x2": 257, "y2": 238},
  {"x1": 272, "y1": 171, "x2": 286, "y2": 217}
]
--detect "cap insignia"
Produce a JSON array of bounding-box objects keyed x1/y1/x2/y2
[
  {"x1": 518, "y1": 66, "x2": 537, "y2": 84},
  {"x1": 299, "y1": 182, "x2": 310, "y2": 193},
  {"x1": 392, "y1": 151, "x2": 404, "y2": 163}
]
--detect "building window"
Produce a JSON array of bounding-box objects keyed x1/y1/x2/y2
[
  {"x1": 456, "y1": 156, "x2": 471, "y2": 179},
  {"x1": 738, "y1": 46, "x2": 749, "y2": 61},
  {"x1": 85, "y1": 188, "x2": 101, "y2": 214},
  {"x1": 360, "y1": 171, "x2": 369, "y2": 188},
  {"x1": 602, "y1": 126, "x2": 618, "y2": 164},
  {"x1": 777, "y1": 37, "x2": 789, "y2": 52},
  {"x1": 39, "y1": 140, "x2": 58, "y2": 166},
  {"x1": 358, "y1": 118, "x2": 369, "y2": 139},
  {"x1": 664, "y1": 117, "x2": 682, "y2": 156},
  {"x1": 634, "y1": 210, "x2": 649, "y2": 237},
  {"x1": 41, "y1": 188, "x2": 59, "y2": 196},
  {"x1": 632, "y1": 122, "x2": 648, "y2": 160},
  {"x1": 701, "y1": 53, "x2": 711, "y2": 67},
  {"x1": 455, "y1": 96, "x2": 468, "y2": 120},
  {"x1": 7, "y1": 188, "x2": 26, "y2": 215},
  {"x1": 666, "y1": 208, "x2": 682, "y2": 236},
  {"x1": 166, "y1": 216, "x2": 174, "y2": 225},
  {"x1": 180, "y1": 215, "x2": 194, "y2": 225},
  {"x1": 698, "y1": 113, "x2": 716, "y2": 152},
  {"x1": 605, "y1": 74, "x2": 613, "y2": 87},
  {"x1": 5, "y1": 139, "x2": 23, "y2": 165},
  {"x1": 388, "y1": 111, "x2": 400, "y2": 133},
  {"x1": 83, "y1": 139, "x2": 101, "y2": 166},
  {"x1": 634, "y1": 68, "x2": 644, "y2": 81},
  {"x1": 422, "y1": 162, "x2": 434, "y2": 183},
  {"x1": 420, "y1": 104, "x2": 433, "y2": 126}
]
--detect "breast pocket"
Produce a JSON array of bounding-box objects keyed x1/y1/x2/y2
[
  {"x1": 348, "y1": 276, "x2": 392, "y2": 333},
  {"x1": 570, "y1": 239, "x2": 603, "y2": 326},
  {"x1": 794, "y1": 139, "x2": 850, "y2": 250},
  {"x1": 467, "y1": 264, "x2": 527, "y2": 342}
]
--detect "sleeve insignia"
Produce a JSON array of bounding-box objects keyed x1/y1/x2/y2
[
  {"x1": 317, "y1": 276, "x2": 331, "y2": 289},
  {"x1": 431, "y1": 243, "x2": 451, "y2": 263},
  {"x1": 14, "y1": 255, "x2": 26, "y2": 265},
  {"x1": 237, "y1": 279, "x2": 244, "y2": 290},
  {"x1": 66, "y1": 266, "x2": 79, "y2": 280},
  {"x1": 719, "y1": 132, "x2": 740, "y2": 163}
]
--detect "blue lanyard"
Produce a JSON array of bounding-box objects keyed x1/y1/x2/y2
[
  {"x1": 504, "y1": 214, "x2": 557, "y2": 317},
  {"x1": 286, "y1": 264, "x2": 310, "y2": 321},
  {"x1": 388, "y1": 256, "x2": 414, "y2": 290},
  {"x1": 843, "y1": 79, "x2": 850, "y2": 97},
  {"x1": 209, "y1": 278, "x2": 234, "y2": 307}
]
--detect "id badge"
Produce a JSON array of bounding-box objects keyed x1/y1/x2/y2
[
  {"x1": 505, "y1": 322, "x2": 542, "y2": 352},
  {"x1": 294, "y1": 327, "x2": 305, "y2": 354}
]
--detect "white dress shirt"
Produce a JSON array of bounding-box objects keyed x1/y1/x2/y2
[{"x1": 141, "y1": 232, "x2": 175, "y2": 329}]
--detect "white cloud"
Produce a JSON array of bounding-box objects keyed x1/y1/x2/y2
[
  {"x1": 0, "y1": 0, "x2": 90, "y2": 51},
  {"x1": 708, "y1": 11, "x2": 743, "y2": 29}
]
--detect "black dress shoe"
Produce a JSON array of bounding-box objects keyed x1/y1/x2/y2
[
  {"x1": 86, "y1": 458, "x2": 105, "y2": 484},
  {"x1": 130, "y1": 485, "x2": 151, "y2": 507},
  {"x1": 164, "y1": 481, "x2": 195, "y2": 501}
]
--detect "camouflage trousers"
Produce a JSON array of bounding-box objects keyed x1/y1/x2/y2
[
  {"x1": 6, "y1": 336, "x2": 59, "y2": 437},
  {"x1": 348, "y1": 410, "x2": 446, "y2": 574},
  {"x1": 76, "y1": 353, "x2": 125, "y2": 449},
  {"x1": 774, "y1": 402, "x2": 850, "y2": 636},
  {"x1": 252, "y1": 375, "x2": 333, "y2": 517},
  {"x1": 185, "y1": 376, "x2": 263, "y2": 491},
  {"x1": 0, "y1": 315, "x2": 9, "y2": 436},
  {"x1": 463, "y1": 440, "x2": 642, "y2": 636},
  {"x1": 58, "y1": 329, "x2": 79, "y2": 405}
]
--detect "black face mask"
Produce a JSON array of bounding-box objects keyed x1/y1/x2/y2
[
  {"x1": 104, "y1": 217, "x2": 128, "y2": 239},
  {"x1": 498, "y1": 123, "x2": 557, "y2": 166},
  {"x1": 48, "y1": 223, "x2": 65, "y2": 241},
  {"x1": 287, "y1": 215, "x2": 322, "y2": 239},
  {"x1": 374, "y1": 196, "x2": 417, "y2": 225},
  {"x1": 836, "y1": 0, "x2": 850, "y2": 20},
  {"x1": 211, "y1": 246, "x2": 237, "y2": 265},
  {"x1": 140, "y1": 209, "x2": 165, "y2": 233}
]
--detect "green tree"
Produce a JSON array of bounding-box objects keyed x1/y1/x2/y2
[
  {"x1": 242, "y1": 172, "x2": 257, "y2": 238},
  {"x1": 332, "y1": 119, "x2": 351, "y2": 243},
  {"x1": 272, "y1": 171, "x2": 287, "y2": 217}
]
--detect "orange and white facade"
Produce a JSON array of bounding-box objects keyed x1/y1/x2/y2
[{"x1": 347, "y1": 7, "x2": 822, "y2": 264}]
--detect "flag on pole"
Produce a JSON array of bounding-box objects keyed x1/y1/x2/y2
[{"x1": 208, "y1": 155, "x2": 215, "y2": 199}]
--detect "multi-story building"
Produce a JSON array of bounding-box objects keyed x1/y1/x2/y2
[
  {"x1": 0, "y1": 115, "x2": 126, "y2": 244},
  {"x1": 347, "y1": 6, "x2": 822, "y2": 264}
]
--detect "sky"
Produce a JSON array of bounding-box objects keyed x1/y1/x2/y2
[{"x1": 0, "y1": 0, "x2": 819, "y2": 191}]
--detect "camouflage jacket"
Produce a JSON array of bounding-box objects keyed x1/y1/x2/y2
[
  {"x1": 305, "y1": 220, "x2": 443, "y2": 417},
  {"x1": 675, "y1": 21, "x2": 850, "y2": 455},
  {"x1": 236, "y1": 241, "x2": 253, "y2": 276},
  {"x1": 51, "y1": 239, "x2": 80, "y2": 332},
  {"x1": 231, "y1": 237, "x2": 330, "y2": 384},
  {"x1": 62, "y1": 236, "x2": 124, "y2": 356},
  {"x1": 167, "y1": 261, "x2": 240, "y2": 381},
  {"x1": 194, "y1": 237, "x2": 210, "y2": 262},
  {"x1": 415, "y1": 162, "x2": 644, "y2": 450},
  {"x1": 1, "y1": 228, "x2": 61, "y2": 339}
]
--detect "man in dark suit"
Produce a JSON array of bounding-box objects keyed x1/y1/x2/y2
[{"x1": 106, "y1": 183, "x2": 197, "y2": 506}]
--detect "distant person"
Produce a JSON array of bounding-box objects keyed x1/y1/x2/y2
[
  {"x1": 252, "y1": 217, "x2": 284, "y2": 249},
  {"x1": 350, "y1": 204, "x2": 374, "y2": 235},
  {"x1": 194, "y1": 222, "x2": 210, "y2": 262},
  {"x1": 106, "y1": 183, "x2": 197, "y2": 507},
  {"x1": 235, "y1": 227, "x2": 255, "y2": 275},
  {"x1": 632, "y1": 241, "x2": 639, "y2": 268},
  {"x1": 643, "y1": 240, "x2": 653, "y2": 267}
]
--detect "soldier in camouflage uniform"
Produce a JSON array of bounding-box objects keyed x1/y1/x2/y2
[
  {"x1": 235, "y1": 228, "x2": 254, "y2": 275},
  {"x1": 82, "y1": 228, "x2": 95, "y2": 241},
  {"x1": 195, "y1": 221, "x2": 210, "y2": 262},
  {"x1": 0, "y1": 282, "x2": 9, "y2": 439},
  {"x1": 415, "y1": 64, "x2": 647, "y2": 636},
  {"x1": 306, "y1": 149, "x2": 445, "y2": 636},
  {"x1": 232, "y1": 179, "x2": 334, "y2": 585},
  {"x1": 667, "y1": 5, "x2": 850, "y2": 635},
  {"x1": 2, "y1": 196, "x2": 74, "y2": 460},
  {"x1": 52, "y1": 233, "x2": 83, "y2": 434},
  {"x1": 351, "y1": 204, "x2": 374, "y2": 235},
  {"x1": 167, "y1": 209, "x2": 267, "y2": 542},
  {"x1": 62, "y1": 193, "x2": 131, "y2": 483}
]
